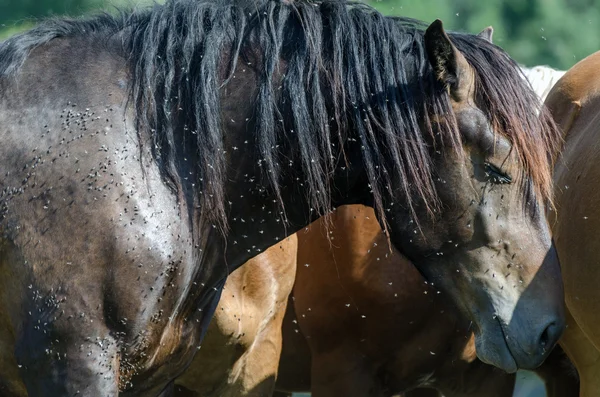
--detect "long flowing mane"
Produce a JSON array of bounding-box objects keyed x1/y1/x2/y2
[{"x1": 0, "y1": 0, "x2": 560, "y2": 231}]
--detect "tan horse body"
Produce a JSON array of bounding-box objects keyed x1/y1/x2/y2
[
  {"x1": 174, "y1": 236, "x2": 297, "y2": 396},
  {"x1": 546, "y1": 50, "x2": 600, "y2": 397}
]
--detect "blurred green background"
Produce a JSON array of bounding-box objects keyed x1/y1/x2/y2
[
  {"x1": 0, "y1": 0, "x2": 597, "y2": 70},
  {"x1": 0, "y1": 0, "x2": 579, "y2": 396}
]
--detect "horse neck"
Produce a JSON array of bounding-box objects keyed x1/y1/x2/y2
[{"x1": 221, "y1": 140, "x2": 374, "y2": 272}]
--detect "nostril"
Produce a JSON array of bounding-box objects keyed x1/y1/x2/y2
[
  {"x1": 539, "y1": 324, "x2": 551, "y2": 349},
  {"x1": 538, "y1": 321, "x2": 562, "y2": 353}
]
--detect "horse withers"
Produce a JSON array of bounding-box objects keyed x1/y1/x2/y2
[{"x1": 0, "y1": 0, "x2": 563, "y2": 394}]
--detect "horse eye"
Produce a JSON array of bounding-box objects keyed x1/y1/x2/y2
[{"x1": 484, "y1": 163, "x2": 512, "y2": 184}]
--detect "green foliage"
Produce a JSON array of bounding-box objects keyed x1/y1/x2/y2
[
  {"x1": 0, "y1": 0, "x2": 156, "y2": 40},
  {"x1": 0, "y1": 23, "x2": 34, "y2": 40},
  {"x1": 0, "y1": 0, "x2": 101, "y2": 26},
  {"x1": 366, "y1": 0, "x2": 598, "y2": 69},
  {"x1": 0, "y1": 0, "x2": 596, "y2": 69}
]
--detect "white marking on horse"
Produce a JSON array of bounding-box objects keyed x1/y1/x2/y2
[{"x1": 520, "y1": 65, "x2": 566, "y2": 102}]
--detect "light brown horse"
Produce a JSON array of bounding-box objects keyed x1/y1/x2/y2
[
  {"x1": 546, "y1": 50, "x2": 600, "y2": 397},
  {"x1": 174, "y1": 235, "x2": 297, "y2": 396},
  {"x1": 274, "y1": 205, "x2": 578, "y2": 397}
]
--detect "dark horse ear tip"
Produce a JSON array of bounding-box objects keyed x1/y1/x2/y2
[
  {"x1": 424, "y1": 19, "x2": 449, "y2": 45},
  {"x1": 424, "y1": 19, "x2": 450, "y2": 56},
  {"x1": 425, "y1": 19, "x2": 445, "y2": 35},
  {"x1": 424, "y1": 19, "x2": 462, "y2": 90}
]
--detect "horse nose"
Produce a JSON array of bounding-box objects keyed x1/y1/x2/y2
[
  {"x1": 515, "y1": 317, "x2": 565, "y2": 369},
  {"x1": 538, "y1": 320, "x2": 563, "y2": 354},
  {"x1": 507, "y1": 313, "x2": 565, "y2": 370}
]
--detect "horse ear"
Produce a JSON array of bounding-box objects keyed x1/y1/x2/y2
[
  {"x1": 478, "y1": 26, "x2": 494, "y2": 43},
  {"x1": 424, "y1": 19, "x2": 472, "y2": 101}
]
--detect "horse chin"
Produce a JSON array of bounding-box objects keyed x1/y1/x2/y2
[{"x1": 473, "y1": 327, "x2": 518, "y2": 374}]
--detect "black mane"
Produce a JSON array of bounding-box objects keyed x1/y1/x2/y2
[{"x1": 0, "y1": 0, "x2": 560, "y2": 232}]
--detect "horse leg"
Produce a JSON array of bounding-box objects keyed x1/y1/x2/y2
[
  {"x1": 220, "y1": 298, "x2": 289, "y2": 397},
  {"x1": 217, "y1": 238, "x2": 297, "y2": 397}
]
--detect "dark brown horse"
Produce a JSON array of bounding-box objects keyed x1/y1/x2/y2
[
  {"x1": 545, "y1": 50, "x2": 600, "y2": 397},
  {"x1": 270, "y1": 59, "x2": 577, "y2": 397},
  {"x1": 0, "y1": 0, "x2": 563, "y2": 395},
  {"x1": 174, "y1": 46, "x2": 575, "y2": 396}
]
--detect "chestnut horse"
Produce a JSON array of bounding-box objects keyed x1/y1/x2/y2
[
  {"x1": 274, "y1": 205, "x2": 578, "y2": 397},
  {"x1": 545, "y1": 50, "x2": 600, "y2": 397},
  {"x1": 175, "y1": 236, "x2": 297, "y2": 396},
  {"x1": 0, "y1": 0, "x2": 563, "y2": 394}
]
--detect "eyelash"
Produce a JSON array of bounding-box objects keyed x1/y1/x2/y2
[{"x1": 485, "y1": 163, "x2": 512, "y2": 184}]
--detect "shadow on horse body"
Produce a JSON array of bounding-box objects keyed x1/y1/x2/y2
[
  {"x1": 273, "y1": 205, "x2": 578, "y2": 397},
  {"x1": 546, "y1": 50, "x2": 600, "y2": 397},
  {"x1": 0, "y1": 0, "x2": 563, "y2": 395}
]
